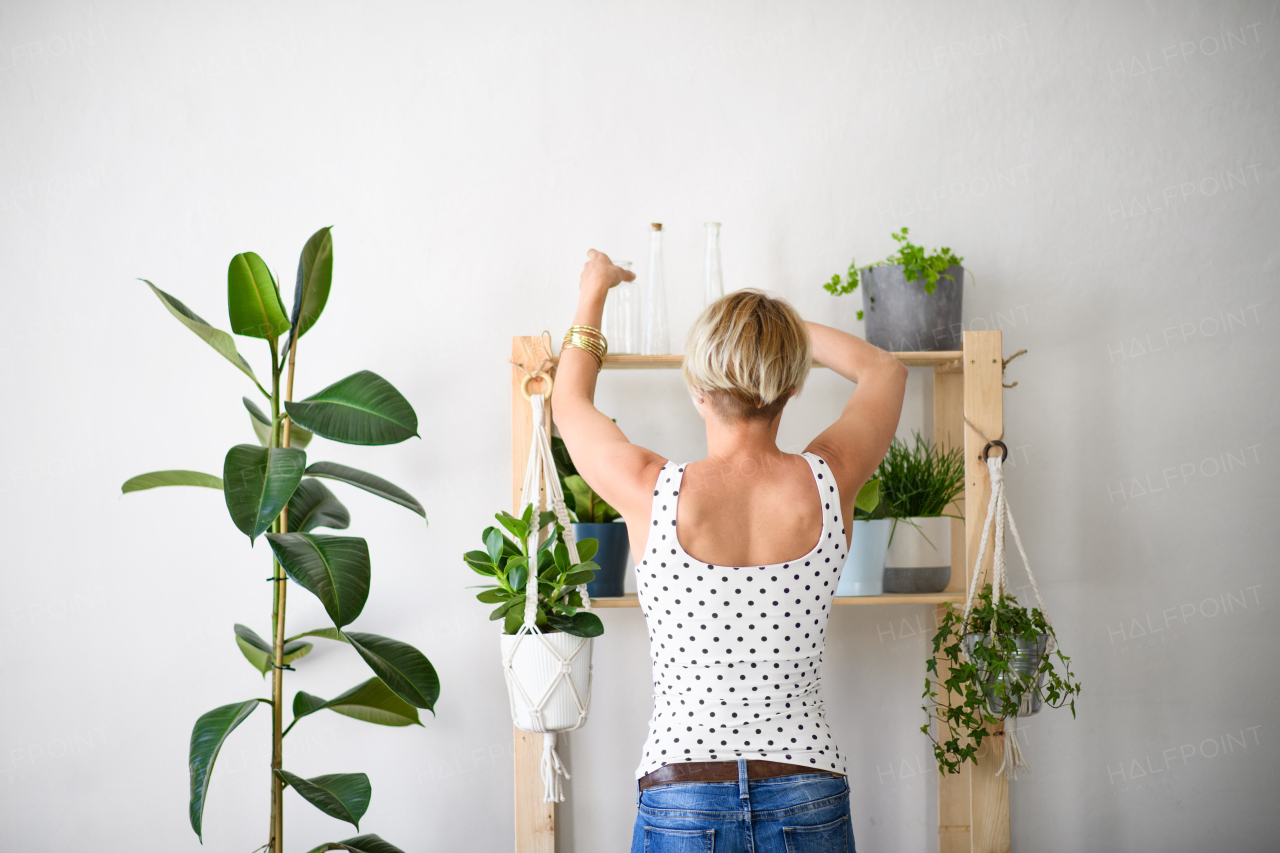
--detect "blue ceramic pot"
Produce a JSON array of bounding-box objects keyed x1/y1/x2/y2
[
  {"x1": 573, "y1": 522, "x2": 630, "y2": 599},
  {"x1": 836, "y1": 519, "x2": 893, "y2": 596}
]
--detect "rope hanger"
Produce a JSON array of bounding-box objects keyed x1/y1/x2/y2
[
  {"x1": 501, "y1": 339, "x2": 595, "y2": 802},
  {"x1": 959, "y1": 439, "x2": 1053, "y2": 781}
]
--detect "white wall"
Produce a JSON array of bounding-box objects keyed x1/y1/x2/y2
[{"x1": 2, "y1": 1, "x2": 1277, "y2": 850}]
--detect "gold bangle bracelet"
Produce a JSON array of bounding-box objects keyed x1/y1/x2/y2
[
  {"x1": 563, "y1": 335, "x2": 606, "y2": 362},
  {"x1": 562, "y1": 330, "x2": 606, "y2": 369},
  {"x1": 566, "y1": 325, "x2": 607, "y2": 355}
]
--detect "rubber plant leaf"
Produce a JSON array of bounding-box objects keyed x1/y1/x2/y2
[
  {"x1": 141, "y1": 280, "x2": 263, "y2": 389},
  {"x1": 265, "y1": 533, "x2": 370, "y2": 629},
  {"x1": 227, "y1": 251, "x2": 291, "y2": 340},
  {"x1": 287, "y1": 479, "x2": 351, "y2": 533},
  {"x1": 344, "y1": 631, "x2": 439, "y2": 711},
  {"x1": 304, "y1": 834, "x2": 406, "y2": 853},
  {"x1": 287, "y1": 626, "x2": 349, "y2": 644},
  {"x1": 275, "y1": 770, "x2": 370, "y2": 830},
  {"x1": 189, "y1": 699, "x2": 265, "y2": 839},
  {"x1": 291, "y1": 678, "x2": 422, "y2": 728},
  {"x1": 234, "y1": 624, "x2": 313, "y2": 676},
  {"x1": 285, "y1": 371, "x2": 419, "y2": 446},
  {"x1": 290, "y1": 226, "x2": 333, "y2": 341},
  {"x1": 223, "y1": 444, "x2": 306, "y2": 542},
  {"x1": 122, "y1": 470, "x2": 223, "y2": 493},
  {"x1": 305, "y1": 461, "x2": 425, "y2": 519},
  {"x1": 244, "y1": 396, "x2": 313, "y2": 449}
]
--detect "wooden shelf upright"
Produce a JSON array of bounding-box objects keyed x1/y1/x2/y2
[{"x1": 510, "y1": 331, "x2": 1008, "y2": 853}]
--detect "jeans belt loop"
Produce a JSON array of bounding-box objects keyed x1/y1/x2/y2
[{"x1": 737, "y1": 758, "x2": 749, "y2": 802}]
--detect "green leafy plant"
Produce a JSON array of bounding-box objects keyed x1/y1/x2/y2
[
  {"x1": 852, "y1": 478, "x2": 885, "y2": 520},
  {"x1": 463, "y1": 503, "x2": 605, "y2": 637},
  {"x1": 551, "y1": 434, "x2": 620, "y2": 523},
  {"x1": 876, "y1": 432, "x2": 965, "y2": 519},
  {"x1": 922, "y1": 584, "x2": 1081, "y2": 774},
  {"x1": 823, "y1": 227, "x2": 965, "y2": 319},
  {"x1": 122, "y1": 227, "x2": 433, "y2": 853}
]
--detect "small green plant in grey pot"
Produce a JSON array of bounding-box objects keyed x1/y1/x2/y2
[{"x1": 824, "y1": 227, "x2": 965, "y2": 350}]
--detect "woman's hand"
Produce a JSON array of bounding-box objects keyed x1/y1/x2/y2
[{"x1": 579, "y1": 249, "x2": 636, "y2": 295}]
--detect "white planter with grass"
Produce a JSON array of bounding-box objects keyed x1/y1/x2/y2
[{"x1": 884, "y1": 516, "x2": 952, "y2": 593}]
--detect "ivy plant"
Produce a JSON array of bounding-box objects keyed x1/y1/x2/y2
[
  {"x1": 823, "y1": 227, "x2": 965, "y2": 319},
  {"x1": 122, "y1": 227, "x2": 433, "y2": 853},
  {"x1": 922, "y1": 584, "x2": 1082, "y2": 774},
  {"x1": 463, "y1": 503, "x2": 605, "y2": 637}
]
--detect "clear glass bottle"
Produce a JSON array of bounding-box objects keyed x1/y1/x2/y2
[
  {"x1": 643, "y1": 223, "x2": 669, "y2": 355},
  {"x1": 602, "y1": 261, "x2": 638, "y2": 354},
  {"x1": 704, "y1": 222, "x2": 723, "y2": 306}
]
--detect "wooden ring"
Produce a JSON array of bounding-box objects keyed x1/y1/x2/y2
[{"x1": 521, "y1": 371, "x2": 553, "y2": 401}]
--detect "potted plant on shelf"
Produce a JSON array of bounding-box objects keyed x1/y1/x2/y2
[
  {"x1": 878, "y1": 432, "x2": 965, "y2": 594},
  {"x1": 835, "y1": 478, "x2": 893, "y2": 596},
  {"x1": 823, "y1": 227, "x2": 965, "y2": 351},
  {"x1": 923, "y1": 583, "x2": 1082, "y2": 775},
  {"x1": 552, "y1": 435, "x2": 630, "y2": 599}
]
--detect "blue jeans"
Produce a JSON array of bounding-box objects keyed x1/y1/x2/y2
[{"x1": 631, "y1": 760, "x2": 856, "y2": 852}]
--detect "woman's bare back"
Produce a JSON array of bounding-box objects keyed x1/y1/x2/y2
[{"x1": 665, "y1": 451, "x2": 824, "y2": 568}]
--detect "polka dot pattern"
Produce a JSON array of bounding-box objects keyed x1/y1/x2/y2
[{"x1": 634, "y1": 453, "x2": 848, "y2": 778}]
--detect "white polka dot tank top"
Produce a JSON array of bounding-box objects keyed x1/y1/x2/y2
[{"x1": 635, "y1": 452, "x2": 847, "y2": 778}]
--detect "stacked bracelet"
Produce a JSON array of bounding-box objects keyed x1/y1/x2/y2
[{"x1": 563, "y1": 325, "x2": 608, "y2": 369}]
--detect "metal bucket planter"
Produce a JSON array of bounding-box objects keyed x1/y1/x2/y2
[
  {"x1": 962, "y1": 632, "x2": 1049, "y2": 717},
  {"x1": 861, "y1": 264, "x2": 964, "y2": 351},
  {"x1": 573, "y1": 521, "x2": 629, "y2": 598}
]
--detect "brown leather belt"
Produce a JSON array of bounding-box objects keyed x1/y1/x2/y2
[{"x1": 638, "y1": 760, "x2": 840, "y2": 791}]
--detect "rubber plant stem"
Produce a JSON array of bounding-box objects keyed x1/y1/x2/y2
[{"x1": 268, "y1": 338, "x2": 286, "y2": 853}]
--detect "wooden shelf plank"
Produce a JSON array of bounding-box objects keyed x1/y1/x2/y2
[
  {"x1": 591, "y1": 592, "x2": 964, "y2": 608},
  {"x1": 551, "y1": 351, "x2": 964, "y2": 370}
]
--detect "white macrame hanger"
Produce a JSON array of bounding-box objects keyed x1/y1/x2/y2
[
  {"x1": 501, "y1": 371, "x2": 594, "y2": 802},
  {"x1": 958, "y1": 441, "x2": 1053, "y2": 781}
]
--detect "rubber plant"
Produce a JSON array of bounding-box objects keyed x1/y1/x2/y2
[{"x1": 122, "y1": 227, "x2": 435, "y2": 853}]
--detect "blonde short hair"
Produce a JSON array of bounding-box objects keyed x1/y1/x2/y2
[{"x1": 682, "y1": 289, "x2": 811, "y2": 421}]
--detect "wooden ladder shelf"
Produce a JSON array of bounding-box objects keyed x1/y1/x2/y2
[{"x1": 510, "y1": 330, "x2": 1009, "y2": 853}]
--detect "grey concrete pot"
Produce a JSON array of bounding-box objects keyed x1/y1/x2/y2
[{"x1": 861, "y1": 264, "x2": 964, "y2": 351}]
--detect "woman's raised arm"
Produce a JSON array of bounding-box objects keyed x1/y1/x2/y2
[
  {"x1": 552, "y1": 250, "x2": 666, "y2": 521},
  {"x1": 805, "y1": 322, "x2": 908, "y2": 511}
]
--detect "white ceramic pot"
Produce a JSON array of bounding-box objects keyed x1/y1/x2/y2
[
  {"x1": 836, "y1": 519, "x2": 893, "y2": 596},
  {"x1": 886, "y1": 516, "x2": 951, "y2": 569},
  {"x1": 501, "y1": 630, "x2": 593, "y2": 732}
]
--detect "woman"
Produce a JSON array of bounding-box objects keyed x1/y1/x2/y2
[{"x1": 554, "y1": 250, "x2": 907, "y2": 853}]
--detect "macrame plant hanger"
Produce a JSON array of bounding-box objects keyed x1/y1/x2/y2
[
  {"x1": 959, "y1": 440, "x2": 1055, "y2": 781},
  {"x1": 502, "y1": 363, "x2": 594, "y2": 803}
]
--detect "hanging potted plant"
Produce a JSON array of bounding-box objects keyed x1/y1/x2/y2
[
  {"x1": 923, "y1": 584, "x2": 1081, "y2": 776},
  {"x1": 823, "y1": 227, "x2": 966, "y2": 351},
  {"x1": 878, "y1": 432, "x2": 965, "y2": 594},
  {"x1": 922, "y1": 444, "x2": 1082, "y2": 778},
  {"x1": 462, "y1": 501, "x2": 602, "y2": 801},
  {"x1": 552, "y1": 435, "x2": 629, "y2": 598},
  {"x1": 835, "y1": 478, "x2": 893, "y2": 596}
]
